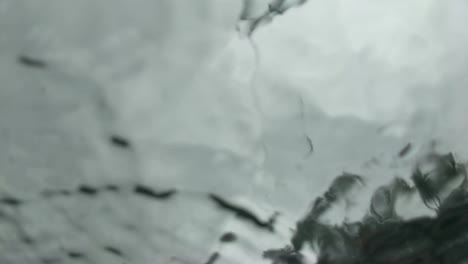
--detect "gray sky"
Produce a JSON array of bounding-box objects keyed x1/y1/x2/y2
[{"x1": 1, "y1": 0, "x2": 468, "y2": 263}]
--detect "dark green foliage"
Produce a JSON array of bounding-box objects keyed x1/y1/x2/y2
[
  {"x1": 411, "y1": 168, "x2": 440, "y2": 210},
  {"x1": 264, "y1": 153, "x2": 468, "y2": 264}
]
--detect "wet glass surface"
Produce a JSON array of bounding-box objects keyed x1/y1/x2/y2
[{"x1": 1, "y1": 0, "x2": 468, "y2": 263}]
